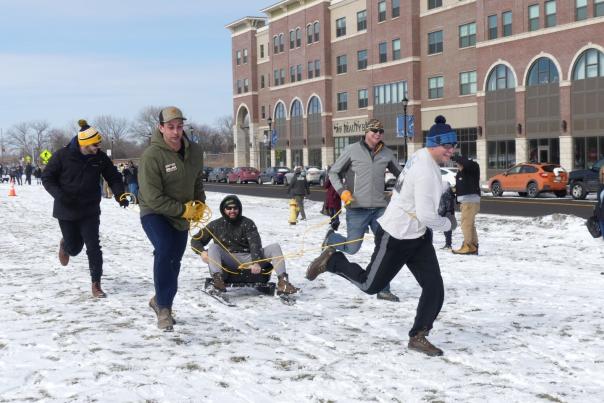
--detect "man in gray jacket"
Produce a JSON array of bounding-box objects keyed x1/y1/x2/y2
[{"x1": 323, "y1": 119, "x2": 401, "y2": 301}]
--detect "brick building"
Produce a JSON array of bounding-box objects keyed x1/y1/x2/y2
[{"x1": 226, "y1": 0, "x2": 604, "y2": 180}]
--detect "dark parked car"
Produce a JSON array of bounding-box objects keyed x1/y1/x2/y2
[
  {"x1": 201, "y1": 167, "x2": 213, "y2": 182},
  {"x1": 208, "y1": 167, "x2": 231, "y2": 182},
  {"x1": 227, "y1": 167, "x2": 261, "y2": 184},
  {"x1": 259, "y1": 166, "x2": 290, "y2": 184},
  {"x1": 568, "y1": 158, "x2": 604, "y2": 199}
]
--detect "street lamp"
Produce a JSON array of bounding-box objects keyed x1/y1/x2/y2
[
  {"x1": 402, "y1": 96, "x2": 409, "y2": 163},
  {"x1": 266, "y1": 117, "x2": 273, "y2": 167}
]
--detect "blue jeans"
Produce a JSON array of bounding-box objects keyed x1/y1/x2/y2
[
  {"x1": 128, "y1": 183, "x2": 139, "y2": 201},
  {"x1": 600, "y1": 220, "x2": 604, "y2": 240},
  {"x1": 141, "y1": 214, "x2": 188, "y2": 308},
  {"x1": 326, "y1": 207, "x2": 391, "y2": 292}
]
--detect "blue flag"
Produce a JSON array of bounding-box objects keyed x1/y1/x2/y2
[{"x1": 396, "y1": 115, "x2": 415, "y2": 138}]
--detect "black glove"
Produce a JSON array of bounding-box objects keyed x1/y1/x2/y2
[
  {"x1": 115, "y1": 194, "x2": 129, "y2": 208},
  {"x1": 60, "y1": 193, "x2": 78, "y2": 206},
  {"x1": 446, "y1": 212, "x2": 457, "y2": 232}
]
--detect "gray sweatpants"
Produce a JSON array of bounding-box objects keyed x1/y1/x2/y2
[{"x1": 207, "y1": 243, "x2": 286, "y2": 275}]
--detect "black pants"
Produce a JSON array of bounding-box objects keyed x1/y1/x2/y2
[
  {"x1": 327, "y1": 225, "x2": 444, "y2": 337},
  {"x1": 58, "y1": 215, "x2": 103, "y2": 282}
]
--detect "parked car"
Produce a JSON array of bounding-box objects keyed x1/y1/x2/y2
[
  {"x1": 259, "y1": 166, "x2": 290, "y2": 184},
  {"x1": 385, "y1": 163, "x2": 405, "y2": 189},
  {"x1": 201, "y1": 167, "x2": 213, "y2": 182},
  {"x1": 227, "y1": 167, "x2": 261, "y2": 184},
  {"x1": 488, "y1": 162, "x2": 568, "y2": 198},
  {"x1": 208, "y1": 167, "x2": 231, "y2": 182},
  {"x1": 568, "y1": 157, "x2": 604, "y2": 199},
  {"x1": 284, "y1": 166, "x2": 326, "y2": 186}
]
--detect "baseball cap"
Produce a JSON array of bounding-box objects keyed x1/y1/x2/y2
[{"x1": 159, "y1": 106, "x2": 187, "y2": 123}]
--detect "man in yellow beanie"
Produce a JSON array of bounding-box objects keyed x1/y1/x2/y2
[{"x1": 42, "y1": 119, "x2": 128, "y2": 298}]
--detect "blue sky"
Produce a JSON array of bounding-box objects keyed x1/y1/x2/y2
[{"x1": 0, "y1": 0, "x2": 268, "y2": 131}]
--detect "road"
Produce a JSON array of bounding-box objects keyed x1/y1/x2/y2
[{"x1": 203, "y1": 182, "x2": 596, "y2": 219}]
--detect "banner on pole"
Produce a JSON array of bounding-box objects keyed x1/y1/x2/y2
[{"x1": 396, "y1": 115, "x2": 414, "y2": 138}]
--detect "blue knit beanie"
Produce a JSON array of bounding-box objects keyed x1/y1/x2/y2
[{"x1": 426, "y1": 115, "x2": 457, "y2": 147}]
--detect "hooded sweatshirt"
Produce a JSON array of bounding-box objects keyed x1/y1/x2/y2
[{"x1": 138, "y1": 128, "x2": 205, "y2": 231}]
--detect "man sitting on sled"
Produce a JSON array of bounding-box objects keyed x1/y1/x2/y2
[{"x1": 191, "y1": 195, "x2": 299, "y2": 295}]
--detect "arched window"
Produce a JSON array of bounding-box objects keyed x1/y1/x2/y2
[
  {"x1": 527, "y1": 57, "x2": 559, "y2": 86},
  {"x1": 307, "y1": 24, "x2": 313, "y2": 43},
  {"x1": 291, "y1": 100, "x2": 302, "y2": 117},
  {"x1": 487, "y1": 64, "x2": 516, "y2": 91},
  {"x1": 275, "y1": 102, "x2": 286, "y2": 120},
  {"x1": 313, "y1": 22, "x2": 320, "y2": 42},
  {"x1": 308, "y1": 96, "x2": 321, "y2": 115},
  {"x1": 572, "y1": 48, "x2": 604, "y2": 80}
]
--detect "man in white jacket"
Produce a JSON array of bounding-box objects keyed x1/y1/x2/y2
[{"x1": 306, "y1": 115, "x2": 457, "y2": 356}]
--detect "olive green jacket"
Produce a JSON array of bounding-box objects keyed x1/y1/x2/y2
[{"x1": 138, "y1": 129, "x2": 206, "y2": 231}]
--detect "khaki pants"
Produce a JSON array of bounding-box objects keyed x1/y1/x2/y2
[{"x1": 460, "y1": 202, "x2": 480, "y2": 246}]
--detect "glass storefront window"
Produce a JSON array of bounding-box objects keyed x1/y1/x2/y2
[
  {"x1": 309, "y1": 149, "x2": 322, "y2": 168},
  {"x1": 488, "y1": 140, "x2": 515, "y2": 169}
]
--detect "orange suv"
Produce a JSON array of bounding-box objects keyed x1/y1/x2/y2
[{"x1": 488, "y1": 163, "x2": 568, "y2": 198}]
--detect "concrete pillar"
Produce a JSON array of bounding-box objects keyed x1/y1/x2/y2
[
  {"x1": 303, "y1": 147, "x2": 309, "y2": 166},
  {"x1": 559, "y1": 135, "x2": 573, "y2": 171},
  {"x1": 286, "y1": 148, "x2": 292, "y2": 167},
  {"x1": 515, "y1": 137, "x2": 528, "y2": 165},
  {"x1": 233, "y1": 125, "x2": 241, "y2": 167},
  {"x1": 476, "y1": 138, "x2": 488, "y2": 182},
  {"x1": 323, "y1": 146, "x2": 334, "y2": 167}
]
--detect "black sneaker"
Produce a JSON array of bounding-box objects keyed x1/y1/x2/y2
[
  {"x1": 440, "y1": 244, "x2": 452, "y2": 250},
  {"x1": 408, "y1": 330, "x2": 443, "y2": 356},
  {"x1": 306, "y1": 246, "x2": 335, "y2": 281}
]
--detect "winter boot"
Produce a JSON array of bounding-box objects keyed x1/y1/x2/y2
[
  {"x1": 306, "y1": 246, "x2": 335, "y2": 281},
  {"x1": 277, "y1": 273, "x2": 299, "y2": 295},
  {"x1": 408, "y1": 330, "x2": 443, "y2": 356},
  {"x1": 58, "y1": 238, "x2": 69, "y2": 266},
  {"x1": 91, "y1": 281, "x2": 106, "y2": 298},
  {"x1": 149, "y1": 296, "x2": 175, "y2": 325},
  {"x1": 157, "y1": 308, "x2": 174, "y2": 332},
  {"x1": 211, "y1": 272, "x2": 227, "y2": 292},
  {"x1": 452, "y1": 242, "x2": 477, "y2": 255},
  {"x1": 376, "y1": 290, "x2": 400, "y2": 302}
]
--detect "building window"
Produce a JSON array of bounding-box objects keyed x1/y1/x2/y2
[
  {"x1": 279, "y1": 33, "x2": 284, "y2": 52},
  {"x1": 243, "y1": 79, "x2": 249, "y2": 92},
  {"x1": 261, "y1": 75, "x2": 265, "y2": 89},
  {"x1": 373, "y1": 80, "x2": 407, "y2": 105},
  {"x1": 236, "y1": 50, "x2": 241, "y2": 65},
  {"x1": 260, "y1": 44, "x2": 264, "y2": 58},
  {"x1": 428, "y1": 0, "x2": 442, "y2": 9},
  {"x1": 337, "y1": 92, "x2": 348, "y2": 111},
  {"x1": 307, "y1": 24, "x2": 313, "y2": 44},
  {"x1": 392, "y1": 0, "x2": 400, "y2": 18},
  {"x1": 378, "y1": 42, "x2": 387, "y2": 63},
  {"x1": 572, "y1": 48, "x2": 604, "y2": 80},
  {"x1": 545, "y1": 0, "x2": 557, "y2": 27},
  {"x1": 358, "y1": 89, "x2": 368, "y2": 108},
  {"x1": 274, "y1": 69, "x2": 279, "y2": 86},
  {"x1": 314, "y1": 22, "x2": 320, "y2": 42},
  {"x1": 290, "y1": 66, "x2": 296, "y2": 82},
  {"x1": 378, "y1": 1, "x2": 386, "y2": 22},
  {"x1": 459, "y1": 22, "x2": 476, "y2": 48},
  {"x1": 243, "y1": 49, "x2": 248, "y2": 64},
  {"x1": 576, "y1": 0, "x2": 588, "y2": 20},
  {"x1": 357, "y1": 10, "x2": 367, "y2": 31},
  {"x1": 428, "y1": 30, "x2": 443, "y2": 54},
  {"x1": 315, "y1": 59, "x2": 321, "y2": 77},
  {"x1": 261, "y1": 105, "x2": 266, "y2": 119},
  {"x1": 487, "y1": 64, "x2": 516, "y2": 91},
  {"x1": 460, "y1": 71, "x2": 477, "y2": 95},
  {"x1": 308, "y1": 61, "x2": 314, "y2": 79},
  {"x1": 527, "y1": 57, "x2": 559, "y2": 85},
  {"x1": 297, "y1": 64, "x2": 302, "y2": 81},
  {"x1": 596, "y1": 0, "x2": 604, "y2": 17},
  {"x1": 236, "y1": 79, "x2": 242, "y2": 94},
  {"x1": 357, "y1": 49, "x2": 368, "y2": 70},
  {"x1": 289, "y1": 30, "x2": 295, "y2": 49},
  {"x1": 336, "y1": 55, "x2": 348, "y2": 74},
  {"x1": 502, "y1": 11, "x2": 512, "y2": 37},
  {"x1": 488, "y1": 15, "x2": 497, "y2": 39},
  {"x1": 296, "y1": 28, "x2": 302, "y2": 47},
  {"x1": 528, "y1": 4, "x2": 539, "y2": 31},
  {"x1": 428, "y1": 76, "x2": 444, "y2": 99},
  {"x1": 336, "y1": 17, "x2": 346, "y2": 37},
  {"x1": 273, "y1": 36, "x2": 278, "y2": 54},
  {"x1": 280, "y1": 68, "x2": 285, "y2": 85},
  {"x1": 487, "y1": 140, "x2": 516, "y2": 169},
  {"x1": 392, "y1": 39, "x2": 401, "y2": 60}
]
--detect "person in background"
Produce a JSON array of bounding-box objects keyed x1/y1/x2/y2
[
  {"x1": 25, "y1": 162, "x2": 33, "y2": 185},
  {"x1": 287, "y1": 168, "x2": 310, "y2": 221},
  {"x1": 123, "y1": 160, "x2": 139, "y2": 203},
  {"x1": 34, "y1": 165, "x2": 43, "y2": 184},
  {"x1": 324, "y1": 118, "x2": 402, "y2": 302},
  {"x1": 323, "y1": 167, "x2": 342, "y2": 231},
  {"x1": 138, "y1": 106, "x2": 206, "y2": 332},
  {"x1": 451, "y1": 155, "x2": 481, "y2": 255},
  {"x1": 42, "y1": 119, "x2": 127, "y2": 298},
  {"x1": 597, "y1": 166, "x2": 604, "y2": 239},
  {"x1": 438, "y1": 186, "x2": 456, "y2": 250}
]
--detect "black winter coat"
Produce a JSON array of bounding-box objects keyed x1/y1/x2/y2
[
  {"x1": 191, "y1": 195, "x2": 264, "y2": 261},
  {"x1": 438, "y1": 187, "x2": 456, "y2": 216},
  {"x1": 454, "y1": 157, "x2": 481, "y2": 197},
  {"x1": 288, "y1": 173, "x2": 310, "y2": 197},
  {"x1": 42, "y1": 137, "x2": 125, "y2": 220}
]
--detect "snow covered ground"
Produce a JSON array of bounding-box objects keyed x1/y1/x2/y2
[{"x1": 1, "y1": 182, "x2": 603, "y2": 402}]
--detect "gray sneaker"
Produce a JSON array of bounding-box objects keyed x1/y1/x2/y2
[
  {"x1": 306, "y1": 246, "x2": 335, "y2": 281},
  {"x1": 376, "y1": 290, "x2": 400, "y2": 302}
]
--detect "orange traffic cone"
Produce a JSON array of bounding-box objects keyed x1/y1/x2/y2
[{"x1": 8, "y1": 179, "x2": 17, "y2": 196}]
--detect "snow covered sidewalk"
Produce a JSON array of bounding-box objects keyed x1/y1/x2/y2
[{"x1": 1, "y1": 183, "x2": 603, "y2": 402}]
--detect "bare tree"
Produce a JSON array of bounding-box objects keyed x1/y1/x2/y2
[
  {"x1": 215, "y1": 115, "x2": 235, "y2": 152},
  {"x1": 6, "y1": 122, "x2": 32, "y2": 156},
  {"x1": 29, "y1": 120, "x2": 51, "y2": 164},
  {"x1": 47, "y1": 128, "x2": 71, "y2": 152},
  {"x1": 131, "y1": 106, "x2": 163, "y2": 144},
  {"x1": 93, "y1": 115, "x2": 131, "y2": 159}
]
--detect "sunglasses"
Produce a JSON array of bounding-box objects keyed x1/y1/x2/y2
[
  {"x1": 90, "y1": 143, "x2": 102, "y2": 148},
  {"x1": 224, "y1": 206, "x2": 239, "y2": 211},
  {"x1": 369, "y1": 128, "x2": 384, "y2": 134},
  {"x1": 441, "y1": 143, "x2": 457, "y2": 150}
]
